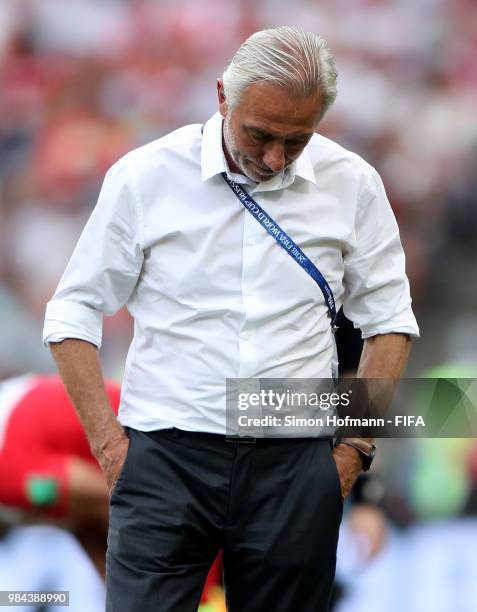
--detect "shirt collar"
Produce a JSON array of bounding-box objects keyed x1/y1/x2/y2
[
  {"x1": 200, "y1": 112, "x2": 316, "y2": 186},
  {"x1": 293, "y1": 141, "x2": 316, "y2": 185},
  {"x1": 201, "y1": 112, "x2": 228, "y2": 182}
]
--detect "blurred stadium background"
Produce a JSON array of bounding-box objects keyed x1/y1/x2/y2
[{"x1": 0, "y1": 0, "x2": 476, "y2": 610}]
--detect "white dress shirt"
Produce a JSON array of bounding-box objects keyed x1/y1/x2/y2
[{"x1": 43, "y1": 112, "x2": 419, "y2": 433}]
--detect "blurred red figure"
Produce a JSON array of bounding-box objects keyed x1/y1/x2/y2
[
  {"x1": 0, "y1": 374, "x2": 119, "y2": 574},
  {"x1": 0, "y1": 374, "x2": 119, "y2": 519},
  {"x1": 0, "y1": 374, "x2": 222, "y2": 597}
]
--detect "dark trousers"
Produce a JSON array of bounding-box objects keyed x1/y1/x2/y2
[{"x1": 106, "y1": 428, "x2": 343, "y2": 612}]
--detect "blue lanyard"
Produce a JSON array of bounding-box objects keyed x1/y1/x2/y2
[{"x1": 221, "y1": 172, "x2": 337, "y2": 328}]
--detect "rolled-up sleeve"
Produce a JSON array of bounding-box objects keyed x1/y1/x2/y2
[
  {"x1": 342, "y1": 168, "x2": 419, "y2": 339},
  {"x1": 43, "y1": 158, "x2": 144, "y2": 348}
]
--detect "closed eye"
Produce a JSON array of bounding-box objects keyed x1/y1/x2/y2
[
  {"x1": 247, "y1": 128, "x2": 271, "y2": 142},
  {"x1": 287, "y1": 138, "x2": 308, "y2": 146}
]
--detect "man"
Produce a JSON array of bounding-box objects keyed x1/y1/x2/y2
[{"x1": 43, "y1": 27, "x2": 419, "y2": 611}]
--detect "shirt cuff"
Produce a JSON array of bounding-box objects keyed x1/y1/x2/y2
[
  {"x1": 361, "y1": 322, "x2": 420, "y2": 339},
  {"x1": 43, "y1": 300, "x2": 103, "y2": 348}
]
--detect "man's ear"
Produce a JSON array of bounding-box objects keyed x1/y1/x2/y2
[{"x1": 217, "y1": 79, "x2": 227, "y2": 117}]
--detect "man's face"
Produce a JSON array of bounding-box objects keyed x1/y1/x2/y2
[{"x1": 218, "y1": 79, "x2": 324, "y2": 182}]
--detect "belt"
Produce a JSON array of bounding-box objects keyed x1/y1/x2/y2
[{"x1": 143, "y1": 427, "x2": 332, "y2": 447}]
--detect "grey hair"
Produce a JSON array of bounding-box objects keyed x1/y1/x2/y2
[{"x1": 222, "y1": 26, "x2": 338, "y2": 115}]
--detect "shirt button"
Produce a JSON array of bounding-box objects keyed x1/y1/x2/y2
[{"x1": 247, "y1": 237, "x2": 256, "y2": 246}]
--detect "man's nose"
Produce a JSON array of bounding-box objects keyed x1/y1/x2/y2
[{"x1": 262, "y1": 141, "x2": 286, "y2": 173}]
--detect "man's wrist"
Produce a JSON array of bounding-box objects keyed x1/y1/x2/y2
[
  {"x1": 334, "y1": 438, "x2": 376, "y2": 471},
  {"x1": 333, "y1": 442, "x2": 363, "y2": 473},
  {"x1": 92, "y1": 426, "x2": 128, "y2": 460}
]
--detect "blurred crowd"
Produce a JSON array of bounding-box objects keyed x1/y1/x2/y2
[{"x1": 0, "y1": 0, "x2": 477, "y2": 610}]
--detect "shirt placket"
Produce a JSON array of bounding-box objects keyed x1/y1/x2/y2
[
  {"x1": 237, "y1": 190, "x2": 268, "y2": 436},
  {"x1": 238, "y1": 197, "x2": 263, "y2": 381}
]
